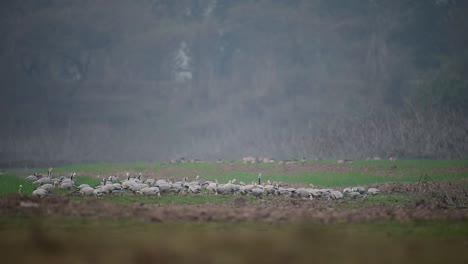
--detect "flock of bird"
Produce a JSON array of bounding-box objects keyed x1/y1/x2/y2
[{"x1": 22, "y1": 168, "x2": 380, "y2": 200}]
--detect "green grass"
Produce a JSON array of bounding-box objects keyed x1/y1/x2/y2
[
  {"x1": 0, "y1": 217, "x2": 466, "y2": 264},
  {"x1": 351, "y1": 159, "x2": 468, "y2": 168},
  {"x1": 0, "y1": 175, "x2": 35, "y2": 195},
  {"x1": 341, "y1": 194, "x2": 417, "y2": 208}
]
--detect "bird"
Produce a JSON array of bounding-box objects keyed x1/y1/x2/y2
[
  {"x1": 203, "y1": 181, "x2": 218, "y2": 194},
  {"x1": 25, "y1": 173, "x2": 39, "y2": 182},
  {"x1": 251, "y1": 185, "x2": 265, "y2": 198},
  {"x1": 18, "y1": 185, "x2": 23, "y2": 194},
  {"x1": 59, "y1": 181, "x2": 75, "y2": 190},
  {"x1": 32, "y1": 188, "x2": 48, "y2": 197},
  {"x1": 367, "y1": 188, "x2": 380, "y2": 195},
  {"x1": 80, "y1": 186, "x2": 95, "y2": 196},
  {"x1": 33, "y1": 177, "x2": 53, "y2": 185},
  {"x1": 352, "y1": 187, "x2": 366, "y2": 195},
  {"x1": 329, "y1": 191, "x2": 344, "y2": 200},
  {"x1": 137, "y1": 187, "x2": 161, "y2": 197},
  {"x1": 39, "y1": 181, "x2": 57, "y2": 192}
]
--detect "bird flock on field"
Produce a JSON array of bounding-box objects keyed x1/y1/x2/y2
[{"x1": 22, "y1": 168, "x2": 380, "y2": 200}]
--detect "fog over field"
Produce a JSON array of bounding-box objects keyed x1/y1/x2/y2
[{"x1": 1, "y1": 0, "x2": 467, "y2": 166}]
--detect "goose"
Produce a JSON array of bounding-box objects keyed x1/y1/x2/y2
[
  {"x1": 188, "y1": 184, "x2": 201, "y2": 194},
  {"x1": 93, "y1": 188, "x2": 104, "y2": 197},
  {"x1": 137, "y1": 172, "x2": 143, "y2": 182},
  {"x1": 352, "y1": 187, "x2": 366, "y2": 195},
  {"x1": 78, "y1": 184, "x2": 91, "y2": 189},
  {"x1": 203, "y1": 181, "x2": 218, "y2": 194},
  {"x1": 367, "y1": 188, "x2": 380, "y2": 195},
  {"x1": 137, "y1": 187, "x2": 161, "y2": 197},
  {"x1": 59, "y1": 181, "x2": 75, "y2": 190},
  {"x1": 25, "y1": 173, "x2": 39, "y2": 182},
  {"x1": 32, "y1": 188, "x2": 48, "y2": 197},
  {"x1": 250, "y1": 185, "x2": 265, "y2": 198},
  {"x1": 144, "y1": 178, "x2": 156, "y2": 186},
  {"x1": 275, "y1": 187, "x2": 293, "y2": 197},
  {"x1": 343, "y1": 188, "x2": 352, "y2": 195},
  {"x1": 18, "y1": 185, "x2": 23, "y2": 194},
  {"x1": 329, "y1": 190, "x2": 344, "y2": 200},
  {"x1": 216, "y1": 181, "x2": 236, "y2": 195},
  {"x1": 263, "y1": 184, "x2": 276, "y2": 196},
  {"x1": 171, "y1": 181, "x2": 188, "y2": 193},
  {"x1": 39, "y1": 181, "x2": 57, "y2": 192},
  {"x1": 128, "y1": 183, "x2": 149, "y2": 192},
  {"x1": 188, "y1": 175, "x2": 200, "y2": 185},
  {"x1": 33, "y1": 177, "x2": 53, "y2": 185},
  {"x1": 239, "y1": 184, "x2": 255, "y2": 195},
  {"x1": 156, "y1": 182, "x2": 173, "y2": 194},
  {"x1": 347, "y1": 191, "x2": 363, "y2": 199},
  {"x1": 108, "y1": 175, "x2": 119, "y2": 182},
  {"x1": 80, "y1": 186, "x2": 95, "y2": 196},
  {"x1": 156, "y1": 179, "x2": 168, "y2": 185},
  {"x1": 319, "y1": 189, "x2": 333, "y2": 196},
  {"x1": 295, "y1": 188, "x2": 311, "y2": 199},
  {"x1": 308, "y1": 189, "x2": 321, "y2": 199}
]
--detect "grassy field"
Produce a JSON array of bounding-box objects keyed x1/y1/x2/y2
[
  {"x1": 1, "y1": 160, "x2": 467, "y2": 263},
  {"x1": 2, "y1": 159, "x2": 468, "y2": 188},
  {"x1": 0, "y1": 217, "x2": 467, "y2": 264}
]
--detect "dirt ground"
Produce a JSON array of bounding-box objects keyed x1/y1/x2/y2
[{"x1": 1, "y1": 180, "x2": 467, "y2": 224}]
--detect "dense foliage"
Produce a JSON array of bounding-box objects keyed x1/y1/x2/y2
[{"x1": 0, "y1": 0, "x2": 467, "y2": 165}]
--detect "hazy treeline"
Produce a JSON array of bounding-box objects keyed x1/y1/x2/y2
[{"x1": 1, "y1": 0, "x2": 467, "y2": 166}]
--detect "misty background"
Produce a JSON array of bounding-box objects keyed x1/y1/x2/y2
[{"x1": 1, "y1": 0, "x2": 467, "y2": 166}]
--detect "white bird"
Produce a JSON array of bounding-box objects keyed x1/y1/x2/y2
[
  {"x1": 155, "y1": 179, "x2": 168, "y2": 185},
  {"x1": 295, "y1": 188, "x2": 311, "y2": 199},
  {"x1": 129, "y1": 183, "x2": 149, "y2": 192},
  {"x1": 188, "y1": 184, "x2": 201, "y2": 194},
  {"x1": 18, "y1": 185, "x2": 23, "y2": 194},
  {"x1": 39, "y1": 181, "x2": 57, "y2": 192},
  {"x1": 239, "y1": 184, "x2": 255, "y2": 195},
  {"x1": 216, "y1": 182, "x2": 236, "y2": 195},
  {"x1": 33, "y1": 177, "x2": 53, "y2": 185},
  {"x1": 343, "y1": 188, "x2": 352, "y2": 194},
  {"x1": 329, "y1": 190, "x2": 344, "y2": 200},
  {"x1": 93, "y1": 188, "x2": 104, "y2": 197},
  {"x1": 251, "y1": 186, "x2": 265, "y2": 198},
  {"x1": 367, "y1": 188, "x2": 380, "y2": 195},
  {"x1": 347, "y1": 191, "x2": 363, "y2": 199},
  {"x1": 144, "y1": 178, "x2": 156, "y2": 186},
  {"x1": 59, "y1": 181, "x2": 75, "y2": 190},
  {"x1": 263, "y1": 184, "x2": 276, "y2": 195},
  {"x1": 108, "y1": 175, "x2": 119, "y2": 182},
  {"x1": 80, "y1": 186, "x2": 95, "y2": 196},
  {"x1": 156, "y1": 182, "x2": 173, "y2": 193},
  {"x1": 78, "y1": 184, "x2": 91, "y2": 189},
  {"x1": 352, "y1": 187, "x2": 366, "y2": 194},
  {"x1": 203, "y1": 181, "x2": 218, "y2": 194},
  {"x1": 32, "y1": 188, "x2": 48, "y2": 197},
  {"x1": 308, "y1": 189, "x2": 321, "y2": 199},
  {"x1": 137, "y1": 187, "x2": 161, "y2": 197},
  {"x1": 25, "y1": 173, "x2": 39, "y2": 182}
]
